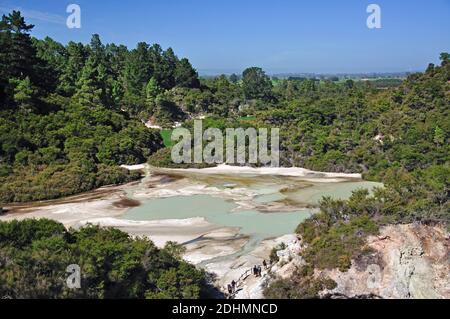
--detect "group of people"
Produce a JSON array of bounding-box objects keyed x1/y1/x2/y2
[
  {"x1": 252, "y1": 265, "x2": 262, "y2": 277},
  {"x1": 226, "y1": 259, "x2": 270, "y2": 297},
  {"x1": 226, "y1": 280, "x2": 236, "y2": 295},
  {"x1": 253, "y1": 259, "x2": 269, "y2": 277}
]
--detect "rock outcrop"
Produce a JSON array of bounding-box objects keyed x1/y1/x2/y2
[
  {"x1": 263, "y1": 223, "x2": 449, "y2": 299},
  {"x1": 320, "y1": 223, "x2": 449, "y2": 299}
]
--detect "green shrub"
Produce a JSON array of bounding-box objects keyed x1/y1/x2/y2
[{"x1": 263, "y1": 266, "x2": 337, "y2": 299}]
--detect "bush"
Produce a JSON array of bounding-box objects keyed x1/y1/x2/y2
[
  {"x1": 269, "y1": 242, "x2": 287, "y2": 264},
  {"x1": 263, "y1": 266, "x2": 337, "y2": 299},
  {"x1": 148, "y1": 147, "x2": 214, "y2": 169}
]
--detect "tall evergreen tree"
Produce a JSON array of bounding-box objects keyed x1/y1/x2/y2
[
  {"x1": 175, "y1": 58, "x2": 200, "y2": 88},
  {"x1": 123, "y1": 42, "x2": 152, "y2": 108},
  {"x1": 10, "y1": 76, "x2": 37, "y2": 111},
  {"x1": 146, "y1": 77, "x2": 161, "y2": 100},
  {"x1": 157, "y1": 48, "x2": 178, "y2": 89},
  {"x1": 0, "y1": 11, "x2": 43, "y2": 104},
  {"x1": 58, "y1": 41, "x2": 88, "y2": 96},
  {"x1": 74, "y1": 56, "x2": 104, "y2": 107},
  {"x1": 242, "y1": 67, "x2": 273, "y2": 101},
  {"x1": 0, "y1": 11, "x2": 37, "y2": 79},
  {"x1": 33, "y1": 36, "x2": 67, "y2": 92}
]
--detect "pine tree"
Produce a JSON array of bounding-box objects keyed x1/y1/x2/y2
[
  {"x1": 58, "y1": 42, "x2": 88, "y2": 96},
  {"x1": 175, "y1": 58, "x2": 200, "y2": 88},
  {"x1": 89, "y1": 34, "x2": 106, "y2": 63},
  {"x1": 74, "y1": 56, "x2": 103, "y2": 107},
  {"x1": 146, "y1": 77, "x2": 161, "y2": 100},
  {"x1": 157, "y1": 48, "x2": 178, "y2": 89},
  {"x1": 10, "y1": 76, "x2": 36, "y2": 111},
  {"x1": 32, "y1": 37, "x2": 67, "y2": 92},
  {"x1": 145, "y1": 77, "x2": 161, "y2": 114},
  {"x1": 1, "y1": 12, "x2": 38, "y2": 79},
  {"x1": 0, "y1": 11, "x2": 42, "y2": 104},
  {"x1": 242, "y1": 67, "x2": 273, "y2": 101},
  {"x1": 123, "y1": 42, "x2": 152, "y2": 108}
]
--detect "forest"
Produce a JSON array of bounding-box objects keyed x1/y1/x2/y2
[
  {"x1": 0, "y1": 11, "x2": 448, "y2": 299},
  {"x1": 0, "y1": 11, "x2": 198, "y2": 202},
  {"x1": 0, "y1": 218, "x2": 212, "y2": 298}
]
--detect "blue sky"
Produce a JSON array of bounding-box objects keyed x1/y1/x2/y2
[{"x1": 1, "y1": 0, "x2": 449, "y2": 74}]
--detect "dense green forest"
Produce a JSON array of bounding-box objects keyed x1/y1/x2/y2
[
  {"x1": 151, "y1": 57, "x2": 449, "y2": 176},
  {"x1": 0, "y1": 11, "x2": 205, "y2": 202},
  {"x1": 0, "y1": 219, "x2": 212, "y2": 298}
]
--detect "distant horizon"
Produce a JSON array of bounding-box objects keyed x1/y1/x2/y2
[
  {"x1": 197, "y1": 68, "x2": 420, "y2": 77},
  {"x1": 1, "y1": 0, "x2": 449, "y2": 74}
]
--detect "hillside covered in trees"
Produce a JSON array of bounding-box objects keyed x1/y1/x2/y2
[{"x1": 0, "y1": 11, "x2": 203, "y2": 202}]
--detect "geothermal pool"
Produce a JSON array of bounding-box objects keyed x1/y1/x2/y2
[
  {"x1": 122, "y1": 194, "x2": 311, "y2": 238},
  {"x1": 122, "y1": 169, "x2": 382, "y2": 240}
]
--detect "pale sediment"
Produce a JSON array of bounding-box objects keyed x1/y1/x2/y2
[{"x1": 156, "y1": 164, "x2": 362, "y2": 179}]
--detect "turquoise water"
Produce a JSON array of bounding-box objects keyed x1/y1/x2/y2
[
  {"x1": 121, "y1": 174, "x2": 383, "y2": 240},
  {"x1": 283, "y1": 181, "x2": 383, "y2": 205},
  {"x1": 122, "y1": 194, "x2": 311, "y2": 238}
]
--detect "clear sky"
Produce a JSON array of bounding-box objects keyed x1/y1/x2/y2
[{"x1": 1, "y1": 0, "x2": 449, "y2": 74}]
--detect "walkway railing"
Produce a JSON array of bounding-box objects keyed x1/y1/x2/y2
[{"x1": 225, "y1": 262, "x2": 273, "y2": 299}]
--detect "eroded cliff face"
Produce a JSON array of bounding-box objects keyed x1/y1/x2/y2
[
  {"x1": 320, "y1": 224, "x2": 449, "y2": 299},
  {"x1": 265, "y1": 224, "x2": 449, "y2": 299}
]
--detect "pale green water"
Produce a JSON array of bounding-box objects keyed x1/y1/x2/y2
[
  {"x1": 121, "y1": 174, "x2": 383, "y2": 239},
  {"x1": 122, "y1": 194, "x2": 312, "y2": 238},
  {"x1": 121, "y1": 174, "x2": 383, "y2": 263},
  {"x1": 283, "y1": 181, "x2": 383, "y2": 205}
]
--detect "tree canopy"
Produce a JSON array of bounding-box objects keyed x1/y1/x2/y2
[{"x1": 0, "y1": 219, "x2": 213, "y2": 299}]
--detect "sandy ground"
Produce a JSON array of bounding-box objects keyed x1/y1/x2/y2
[{"x1": 120, "y1": 164, "x2": 146, "y2": 170}]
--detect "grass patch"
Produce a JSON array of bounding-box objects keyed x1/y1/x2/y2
[{"x1": 160, "y1": 129, "x2": 174, "y2": 147}]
